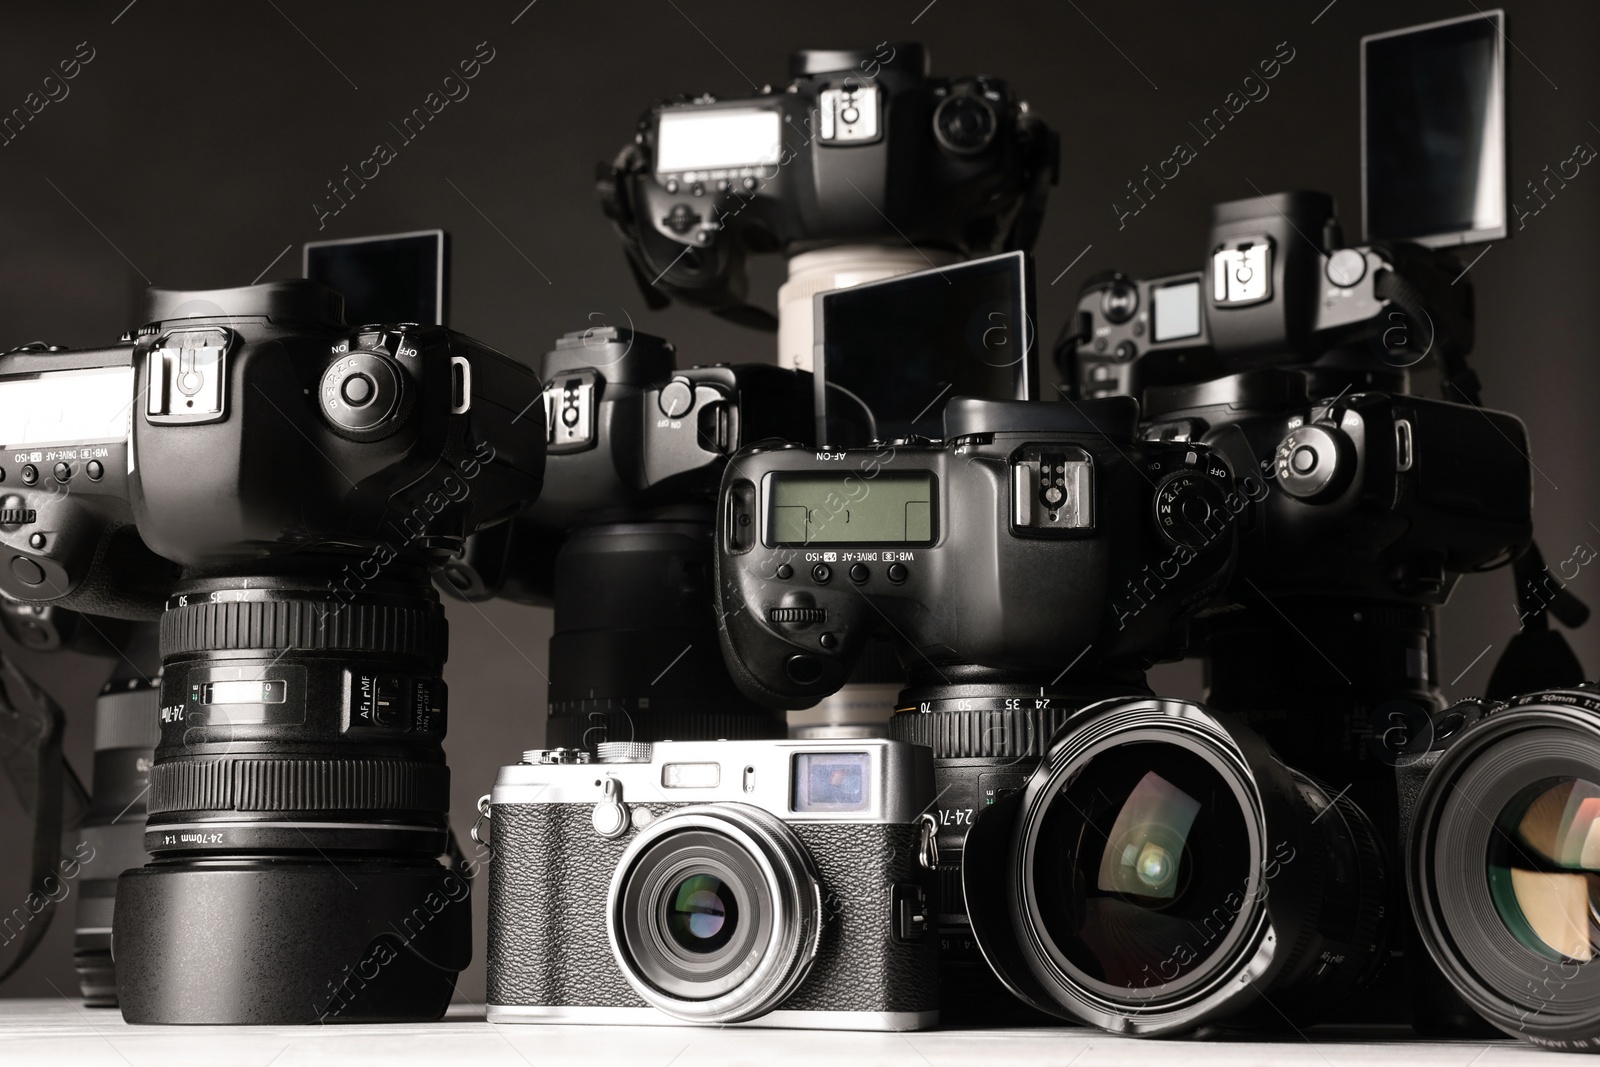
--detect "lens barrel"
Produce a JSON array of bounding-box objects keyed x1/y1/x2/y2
[
  {"x1": 1409, "y1": 688, "x2": 1600, "y2": 1049},
  {"x1": 113, "y1": 572, "x2": 470, "y2": 1024},
  {"x1": 888, "y1": 674, "x2": 1148, "y2": 1023},
  {"x1": 73, "y1": 632, "x2": 160, "y2": 1007},
  {"x1": 608, "y1": 804, "x2": 822, "y2": 1024},
  {"x1": 962, "y1": 697, "x2": 1390, "y2": 1035},
  {"x1": 546, "y1": 522, "x2": 786, "y2": 747}
]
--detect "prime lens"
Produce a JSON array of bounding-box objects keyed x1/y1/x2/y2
[
  {"x1": 608, "y1": 805, "x2": 821, "y2": 1024},
  {"x1": 1409, "y1": 688, "x2": 1600, "y2": 1049},
  {"x1": 112, "y1": 572, "x2": 470, "y2": 1024},
  {"x1": 963, "y1": 697, "x2": 1390, "y2": 1034}
]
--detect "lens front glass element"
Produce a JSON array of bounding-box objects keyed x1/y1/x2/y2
[
  {"x1": 665, "y1": 872, "x2": 739, "y2": 953},
  {"x1": 1032, "y1": 741, "x2": 1253, "y2": 993},
  {"x1": 1489, "y1": 777, "x2": 1600, "y2": 963}
]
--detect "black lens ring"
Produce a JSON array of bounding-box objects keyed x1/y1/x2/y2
[
  {"x1": 161, "y1": 593, "x2": 447, "y2": 660},
  {"x1": 1412, "y1": 705, "x2": 1600, "y2": 1044},
  {"x1": 1015, "y1": 718, "x2": 1268, "y2": 1012}
]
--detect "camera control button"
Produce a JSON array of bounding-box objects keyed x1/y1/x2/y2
[
  {"x1": 784, "y1": 654, "x2": 824, "y2": 685},
  {"x1": 20, "y1": 465, "x2": 36, "y2": 486},
  {"x1": 849, "y1": 563, "x2": 869, "y2": 584},
  {"x1": 341, "y1": 373, "x2": 375, "y2": 406},
  {"x1": 52, "y1": 462, "x2": 70, "y2": 482},
  {"x1": 10, "y1": 556, "x2": 44, "y2": 586},
  {"x1": 663, "y1": 203, "x2": 700, "y2": 234},
  {"x1": 86, "y1": 461, "x2": 103, "y2": 480},
  {"x1": 775, "y1": 563, "x2": 794, "y2": 580},
  {"x1": 887, "y1": 562, "x2": 908, "y2": 583},
  {"x1": 1326, "y1": 247, "x2": 1367, "y2": 288},
  {"x1": 658, "y1": 378, "x2": 694, "y2": 418},
  {"x1": 819, "y1": 632, "x2": 838, "y2": 649},
  {"x1": 1114, "y1": 340, "x2": 1137, "y2": 362},
  {"x1": 811, "y1": 563, "x2": 832, "y2": 584}
]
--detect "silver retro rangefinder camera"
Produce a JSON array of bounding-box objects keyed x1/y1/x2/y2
[{"x1": 484, "y1": 739, "x2": 939, "y2": 1030}]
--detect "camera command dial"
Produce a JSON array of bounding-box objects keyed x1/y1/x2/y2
[
  {"x1": 1152, "y1": 469, "x2": 1232, "y2": 550},
  {"x1": 319, "y1": 348, "x2": 411, "y2": 442}
]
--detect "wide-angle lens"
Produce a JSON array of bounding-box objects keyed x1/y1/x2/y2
[
  {"x1": 1409, "y1": 688, "x2": 1600, "y2": 1049},
  {"x1": 1035, "y1": 743, "x2": 1252, "y2": 994},
  {"x1": 963, "y1": 697, "x2": 1390, "y2": 1035}
]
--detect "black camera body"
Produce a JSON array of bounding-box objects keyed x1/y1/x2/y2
[
  {"x1": 1143, "y1": 370, "x2": 1532, "y2": 606},
  {"x1": 0, "y1": 282, "x2": 544, "y2": 615},
  {"x1": 442, "y1": 325, "x2": 813, "y2": 747},
  {"x1": 716, "y1": 397, "x2": 1239, "y2": 709},
  {"x1": 1065, "y1": 192, "x2": 1473, "y2": 402},
  {"x1": 1, "y1": 280, "x2": 547, "y2": 1024},
  {"x1": 531, "y1": 326, "x2": 812, "y2": 533},
  {"x1": 599, "y1": 42, "x2": 1056, "y2": 325},
  {"x1": 486, "y1": 739, "x2": 938, "y2": 1030}
]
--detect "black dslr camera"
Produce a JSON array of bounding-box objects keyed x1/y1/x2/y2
[
  {"x1": 715, "y1": 395, "x2": 1241, "y2": 1015},
  {"x1": 1066, "y1": 191, "x2": 1474, "y2": 402},
  {"x1": 443, "y1": 325, "x2": 812, "y2": 747},
  {"x1": 0, "y1": 280, "x2": 545, "y2": 1023},
  {"x1": 1060, "y1": 190, "x2": 1533, "y2": 1035},
  {"x1": 597, "y1": 41, "x2": 1056, "y2": 353}
]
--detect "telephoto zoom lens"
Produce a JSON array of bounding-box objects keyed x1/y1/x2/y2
[
  {"x1": 961, "y1": 697, "x2": 1390, "y2": 1035},
  {"x1": 73, "y1": 624, "x2": 161, "y2": 1007},
  {"x1": 112, "y1": 573, "x2": 471, "y2": 1024},
  {"x1": 1408, "y1": 687, "x2": 1600, "y2": 1050}
]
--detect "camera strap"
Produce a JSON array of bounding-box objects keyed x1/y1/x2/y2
[{"x1": 0, "y1": 647, "x2": 67, "y2": 984}]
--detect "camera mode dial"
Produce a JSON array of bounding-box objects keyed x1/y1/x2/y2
[
  {"x1": 320, "y1": 349, "x2": 412, "y2": 442},
  {"x1": 1273, "y1": 423, "x2": 1355, "y2": 502},
  {"x1": 1152, "y1": 470, "x2": 1231, "y2": 551}
]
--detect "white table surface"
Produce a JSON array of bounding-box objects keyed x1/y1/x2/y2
[{"x1": 0, "y1": 999, "x2": 1589, "y2": 1066}]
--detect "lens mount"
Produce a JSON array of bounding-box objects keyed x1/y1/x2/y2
[
  {"x1": 607, "y1": 804, "x2": 823, "y2": 1024},
  {"x1": 1410, "y1": 691, "x2": 1600, "y2": 1049},
  {"x1": 964, "y1": 696, "x2": 1389, "y2": 1035}
]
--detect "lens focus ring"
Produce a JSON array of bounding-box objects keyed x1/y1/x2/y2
[
  {"x1": 890, "y1": 705, "x2": 1079, "y2": 759},
  {"x1": 160, "y1": 597, "x2": 447, "y2": 660},
  {"x1": 150, "y1": 757, "x2": 449, "y2": 814}
]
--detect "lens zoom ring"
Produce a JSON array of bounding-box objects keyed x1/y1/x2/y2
[
  {"x1": 889, "y1": 707, "x2": 1078, "y2": 759},
  {"x1": 150, "y1": 758, "x2": 448, "y2": 814},
  {"x1": 160, "y1": 599, "x2": 447, "y2": 659}
]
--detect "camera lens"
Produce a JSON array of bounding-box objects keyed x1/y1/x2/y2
[
  {"x1": 1488, "y1": 778, "x2": 1600, "y2": 962},
  {"x1": 666, "y1": 872, "x2": 738, "y2": 952},
  {"x1": 962, "y1": 698, "x2": 1389, "y2": 1035},
  {"x1": 546, "y1": 522, "x2": 786, "y2": 747},
  {"x1": 73, "y1": 627, "x2": 160, "y2": 1008},
  {"x1": 1033, "y1": 741, "x2": 1254, "y2": 996},
  {"x1": 1409, "y1": 690, "x2": 1600, "y2": 1048},
  {"x1": 112, "y1": 572, "x2": 471, "y2": 1024},
  {"x1": 610, "y1": 806, "x2": 821, "y2": 1023}
]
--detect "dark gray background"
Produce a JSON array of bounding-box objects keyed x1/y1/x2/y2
[{"x1": 0, "y1": 0, "x2": 1595, "y2": 1008}]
